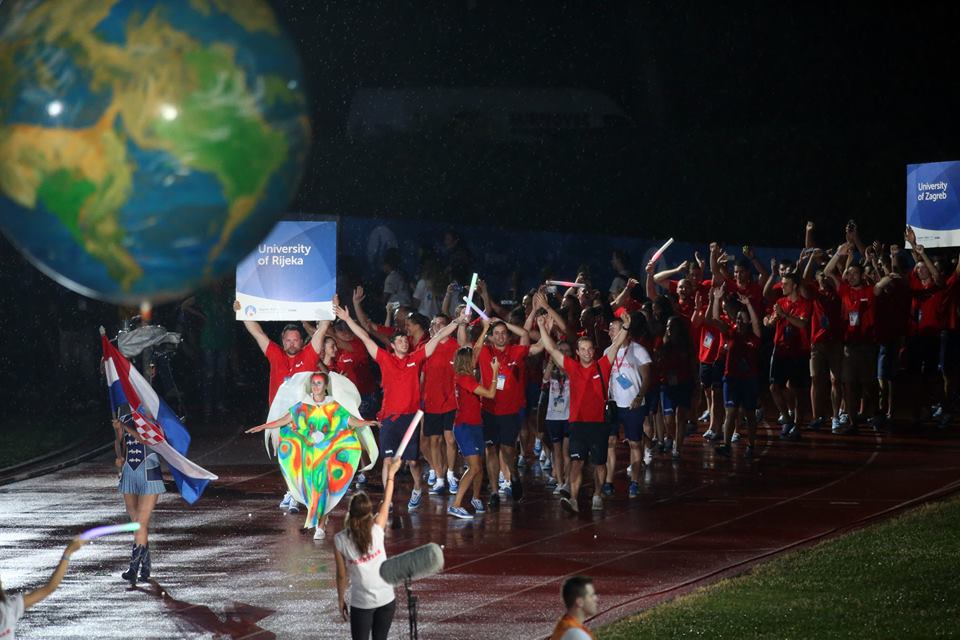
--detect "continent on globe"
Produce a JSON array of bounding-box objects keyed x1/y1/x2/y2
[{"x1": 0, "y1": 0, "x2": 312, "y2": 304}]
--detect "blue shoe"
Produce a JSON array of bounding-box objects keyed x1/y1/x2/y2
[
  {"x1": 533, "y1": 438, "x2": 543, "y2": 456},
  {"x1": 356, "y1": 472, "x2": 367, "y2": 486},
  {"x1": 601, "y1": 482, "x2": 614, "y2": 497},
  {"x1": 500, "y1": 484, "x2": 512, "y2": 499},
  {"x1": 628, "y1": 481, "x2": 640, "y2": 498},
  {"x1": 448, "y1": 476, "x2": 459, "y2": 493},
  {"x1": 429, "y1": 481, "x2": 446, "y2": 496},
  {"x1": 427, "y1": 469, "x2": 437, "y2": 485},
  {"x1": 447, "y1": 506, "x2": 474, "y2": 519},
  {"x1": 279, "y1": 492, "x2": 293, "y2": 510},
  {"x1": 408, "y1": 489, "x2": 423, "y2": 510},
  {"x1": 471, "y1": 498, "x2": 486, "y2": 514}
]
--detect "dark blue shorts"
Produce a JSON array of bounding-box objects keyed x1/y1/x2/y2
[
  {"x1": 699, "y1": 360, "x2": 724, "y2": 389},
  {"x1": 612, "y1": 406, "x2": 646, "y2": 442},
  {"x1": 453, "y1": 424, "x2": 485, "y2": 457},
  {"x1": 877, "y1": 342, "x2": 899, "y2": 381},
  {"x1": 723, "y1": 377, "x2": 758, "y2": 411},
  {"x1": 380, "y1": 413, "x2": 420, "y2": 461},
  {"x1": 769, "y1": 355, "x2": 811, "y2": 388},
  {"x1": 568, "y1": 421, "x2": 608, "y2": 465},
  {"x1": 481, "y1": 412, "x2": 522, "y2": 448},
  {"x1": 423, "y1": 410, "x2": 455, "y2": 437},
  {"x1": 660, "y1": 382, "x2": 694, "y2": 415},
  {"x1": 644, "y1": 385, "x2": 661, "y2": 416},
  {"x1": 544, "y1": 419, "x2": 569, "y2": 443}
]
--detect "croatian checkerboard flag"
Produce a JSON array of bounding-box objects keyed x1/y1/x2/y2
[{"x1": 101, "y1": 330, "x2": 216, "y2": 504}]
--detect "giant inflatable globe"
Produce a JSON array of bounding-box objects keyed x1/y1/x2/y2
[{"x1": 0, "y1": 0, "x2": 311, "y2": 303}]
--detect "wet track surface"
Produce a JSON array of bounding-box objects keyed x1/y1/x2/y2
[{"x1": 3, "y1": 421, "x2": 959, "y2": 639}]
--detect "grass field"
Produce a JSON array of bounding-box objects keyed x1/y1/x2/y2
[{"x1": 600, "y1": 497, "x2": 960, "y2": 639}]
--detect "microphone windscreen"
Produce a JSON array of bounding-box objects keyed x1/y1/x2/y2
[{"x1": 379, "y1": 543, "x2": 444, "y2": 586}]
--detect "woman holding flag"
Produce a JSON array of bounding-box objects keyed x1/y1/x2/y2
[{"x1": 246, "y1": 371, "x2": 380, "y2": 540}]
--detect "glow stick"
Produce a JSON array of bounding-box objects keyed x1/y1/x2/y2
[
  {"x1": 545, "y1": 280, "x2": 586, "y2": 289},
  {"x1": 79, "y1": 522, "x2": 141, "y2": 541},
  {"x1": 649, "y1": 237, "x2": 674, "y2": 264},
  {"x1": 462, "y1": 296, "x2": 489, "y2": 321},
  {"x1": 393, "y1": 410, "x2": 424, "y2": 460},
  {"x1": 464, "y1": 273, "x2": 479, "y2": 318}
]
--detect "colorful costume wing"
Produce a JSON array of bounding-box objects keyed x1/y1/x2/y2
[
  {"x1": 328, "y1": 372, "x2": 379, "y2": 471},
  {"x1": 265, "y1": 372, "x2": 313, "y2": 458},
  {"x1": 277, "y1": 401, "x2": 362, "y2": 528}
]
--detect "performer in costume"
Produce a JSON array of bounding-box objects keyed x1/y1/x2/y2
[
  {"x1": 247, "y1": 371, "x2": 379, "y2": 540},
  {"x1": 112, "y1": 408, "x2": 164, "y2": 584}
]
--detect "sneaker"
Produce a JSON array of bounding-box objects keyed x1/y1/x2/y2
[
  {"x1": 831, "y1": 417, "x2": 843, "y2": 434},
  {"x1": 279, "y1": 492, "x2": 293, "y2": 510},
  {"x1": 488, "y1": 493, "x2": 500, "y2": 509},
  {"x1": 313, "y1": 527, "x2": 325, "y2": 540},
  {"x1": 808, "y1": 417, "x2": 826, "y2": 432},
  {"x1": 517, "y1": 455, "x2": 527, "y2": 469},
  {"x1": 671, "y1": 450, "x2": 681, "y2": 460},
  {"x1": 625, "y1": 464, "x2": 632, "y2": 477},
  {"x1": 427, "y1": 469, "x2": 437, "y2": 485},
  {"x1": 447, "y1": 506, "x2": 473, "y2": 520},
  {"x1": 785, "y1": 424, "x2": 801, "y2": 441},
  {"x1": 429, "y1": 480, "x2": 446, "y2": 495},
  {"x1": 628, "y1": 481, "x2": 640, "y2": 498},
  {"x1": 510, "y1": 479, "x2": 523, "y2": 502},
  {"x1": 715, "y1": 444, "x2": 732, "y2": 457},
  {"x1": 591, "y1": 495, "x2": 603, "y2": 511},
  {"x1": 932, "y1": 404, "x2": 944, "y2": 419},
  {"x1": 745, "y1": 444, "x2": 754, "y2": 458},
  {"x1": 658, "y1": 439, "x2": 667, "y2": 454},
  {"x1": 839, "y1": 412, "x2": 851, "y2": 427},
  {"x1": 557, "y1": 483, "x2": 571, "y2": 499},
  {"x1": 448, "y1": 475, "x2": 459, "y2": 493},
  {"x1": 356, "y1": 472, "x2": 367, "y2": 486},
  {"x1": 500, "y1": 484, "x2": 513, "y2": 499},
  {"x1": 287, "y1": 500, "x2": 300, "y2": 514},
  {"x1": 663, "y1": 437, "x2": 674, "y2": 452},
  {"x1": 698, "y1": 410, "x2": 710, "y2": 422},
  {"x1": 643, "y1": 447, "x2": 654, "y2": 465},
  {"x1": 545, "y1": 475, "x2": 558, "y2": 489},
  {"x1": 601, "y1": 482, "x2": 614, "y2": 497},
  {"x1": 702, "y1": 429, "x2": 718, "y2": 441},
  {"x1": 446, "y1": 469, "x2": 457, "y2": 486},
  {"x1": 777, "y1": 413, "x2": 789, "y2": 425},
  {"x1": 560, "y1": 497, "x2": 579, "y2": 514},
  {"x1": 779, "y1": 423, "x2": 792, "y2": 438},
  {"x1": 542, "y1": 457, "x2": 553, "y2": 471},
  {"x1": 553, "y1": 482, "x2": 565, "y2": 495},
  {"x1": 533, "y1": 438, "x2": 543, "y2": 456},
  {"x1": 408, "y1": 489, "x2": 423, "y2": 510},
  {"x1": 731, "y1": 431, "x2": 741, "y2": 443},
  {"x1": 867, "y1": 416, "x2": 883, "y2": 433},
  {"x1": 471, "y1": 498, "x2": 486, "y2": 514}
]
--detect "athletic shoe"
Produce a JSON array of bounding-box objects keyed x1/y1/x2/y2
[
  {"x1": 777, "y1": 413, "x2": 789, "y2": 425},
  {"x1": 625, "y1": 464, "x2": 632, "y2": 477},
  {"x1": 932, "y1": 404, "x2": 944, "y2": 419},
  {"x1": 785, "y1": 424, "x2": 801, "y2": 441},
  {"x1": 557, "y1": 483, "x2": 571, "y2": 498},
  {"x1": 488, "y1": 493, "x2": 500, "y2": 509},
  {"x1": 663, "y1": 437, "x2": 674, "y2": 452},
  {"x1": 698, "y1": 410, "x2": 710, "y2": 422},
  {"x1": 671, "y1": 450, "x2": 681, "y2": 460},
  {"x1": 545, "y1": 475, "x2": 558, "y2": 489},
  {"x1": 510, "y1": 479, "x2": 523, "y2": 502},
  {"x1": 279, "y1": 492, "x2": 294, "y2": 510},
  {"x1": 429, "y1": 480, "x2": 446, "y2": 495},
  {"x1": 447, "y1": 469, "x2": 457, "y2": 486},
  {"x1": 517, "y1": 455, "x2": 527, "y2": 469},
  {"x1": 831, "y1": 417, "x2": 843, "y2": 434},
  {"x1": 500, "y1": 484, "x2": 512, "y2": 499},
  {"x1": 628, "y1": 481, "x2": 640, "y2": 498},
  {"x1": 560, "y1": 497, "x2": 579, "y2": 514},
  {"x1": 702, "y1": 429, "x2": 718, "y2": 441},
  {"x1": 542, "y1": 457, "x2": 553, "y2": 471},
  {"x1": 601, "y1": 482, "x2": 614, "y2": 497},
  {"x1": 287, "y1": 500, "x2": 300, "y2": 514},
  {"x1": 313, "y1": 527, "x2": 326, "y2": 541},
  {"x1": 498, "y1": 471, "x2": 505, "y2": 484},
  {"x1": 643, "y1": 447, "x2": 654, "y2": 465},
  {"x1": 448, "y1": 474, "x2": 459, "y2": 493},
  {"x1": 808, "y1": 417, "x2": 826, "y2": 432},
  {"x1": 356, "y1": 472, "x2": 367, "y2": 486},
  {"x1": 553, "y1": 482, "x2": 565, "y2": 495},
  {"x1": 839, "y1": 412, "x2": 851, "y2": 427},
  {"x1": 867, "y1": 416, "x2": 883, "y2": 433},
  {"x1": 533, "y1": 438, "x2": 543, "y2": 456},
  {"x1": 447, "y1": 506, "x2": 473, "y2": 520},
  {"x1": 591, "y1": 495, "x2": 603, "y2": 511},
  {"x1": 731, "y1": 432, "x2": 741, "y2": 443},
  {"x1": 471, "y1": 498, "x2": 486, "y2": 514},
  {"x1": 658, "y1": 439, "x2": 667, "y2": 454},
  {"x1": 408, "y1": 489, "x2": 423, "y2": 510},
  {"x1": 715, "y1": 444, "x2": 732, "y2": 457},
  {"x1": 427, "y1": 469, "x2": 437, "y2": 485},
  {"x1": 779, "y1": 423, "x2": 792, "y2": 438}
]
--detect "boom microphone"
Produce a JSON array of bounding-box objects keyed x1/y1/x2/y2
[{"x1": 379, "y1": 543, "x2": 444, "y2": 586}]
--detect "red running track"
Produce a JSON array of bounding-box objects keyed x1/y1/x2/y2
[{"x1": 2, "y1": 421, "x2": 959, "y2": 639}]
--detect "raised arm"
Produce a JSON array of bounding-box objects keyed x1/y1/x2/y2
[
  {"x1": 424, "y1": 314, "x2": 462, "y2": 357},
  {"x1": 234, "y1": 299, "x2": 271, "y2": 353},
  {"x1": 823, "y1": 243, "x2": 849, "y2": 289},
  {"x1": 604, "y1": 313, "x2": 632, "y2": 364},
  {"x1": 536, "y1": 315, "x2": 566, "y2": 368},
  {"x1": 740, "y1": 294, "x2": 761, "y2": 338},
  {"x1": 477, "y1": 279, "x2": 508, "y2": 319},
  {"x1": 471, "y1": 319, "x2": 491, "y2": 367},
  {"x1": 333, "y1": 305, "x2": 380, "y2": 360},
  {"x1": 375, "y1": 458, "x2": 404, "y2": 529},
  {"x1": 652, "y1": 262, "x2": 687, "y2": 285},
  {"x1": 743, "y1": 246, "x2": 769, "y2": 288},
  {"x1": 23, "y1": 537, "x2": 86, "y2": 610},
  {"x1": 531, "y1": 291, "x2": 567, "y2": 336},
  {"x1": 907, "y1": 225, "x2": 943, "y2": 285},
  {"x1": 805, "y1": 220, "x2": 816, "y2": 249},
  {"x1": 762, "y1": 256, "x2": 779, "y2": 301},
  {"x1": 501, "y1": 319, "x2": 530, "y2": 346}
]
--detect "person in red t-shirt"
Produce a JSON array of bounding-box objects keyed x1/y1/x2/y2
[
  {"x1": 421, "y1": 314, "x2": 464, "y2": 496},
  {"x1": 763, "y1": 273, "x2": 811, "y2": 440},
  {"x1": 477, "y1": 319, "x2": 531, "y2": 507},
  {"x1": 235, "y1": 299, "x2": 324, "y2": 512},
  {"x1": 447, "y1": 342, "x2": 499, "y2": 519},
  {"x1": 904, "y1": 227, "x2": 946, "y2": 421},
  {"x1": 938, "y1": 256, "x2": 960, "y2": 426},
  {"x1": 538, "y1": 313, "x2": 629, "y2": 514},
  {"x1": 334, "y1": 304, "x2": 462, "y2": 512},
  {"x1": 712, "y1": 288, "x2": 762, "y2": 458},
  {"x1": 801, "y1": 258, "x2": 844, "y2": 432}
]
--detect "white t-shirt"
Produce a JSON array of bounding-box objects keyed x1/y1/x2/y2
[
  {"x1": 545, "y1": 377, "x2": 570, "y2": 421},
  {"x1": 334, "y1": 524, "x2": 395, "y2": 610},
  {"x1": 608, "y1": 342, "x2": 652, "y2": 408},
  {"x1": 383, "y1": 270, "x2": 411, "y2": 306},
  {"x1": 0, "y1": 593, "x2": 24, "y2": 640},
  {"x1": 412, "y1": 279, "x2": 440, "y2": 318}
]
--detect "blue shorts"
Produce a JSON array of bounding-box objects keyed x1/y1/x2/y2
[
  {"x1": 453, "y1": 424, "x2": 485, "y2": 457},
  {"x1": 699, "y1": 361, "x2": 724, "y2": 389},
  {"x1": 423, "y1": 410, "x2": 455, "y2": 437},
  {"x1": 644, "y1": 385, "x2": 661, "y2": 416},
  {"x1": 877, "y1": 342, "x2": 899, "y2": 381},
  {"x1": 481, "y1": 412, "x2": 522, "y2": 448},
  {"x1": 544, "y1": 419, "x2": 569, "y2": 443},
  {"x1": 612, "y1": 406, "x2": 646, "y2": 442},
  {"x1": 660, "y1": 382, "x2": 693, "y2": 415},
  {"x1": 723, "y1": 377, "x2": 758, "y2": 411},
  {"x1": 380, "y1": 413, "x2": 420, "y2": 461}
]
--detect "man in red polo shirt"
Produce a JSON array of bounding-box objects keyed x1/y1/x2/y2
[
  {"x1": 538, "y1": 313, "x2": 629, "y2": 514},
  {"x1": 421, "y1": 314, "x2": 463, "y2": 496},
  {"x1": 764, "y1": 272, "x2": 811, "y2": 440},
  {"x1": 334, "y1": 304, "x2": 462, "y2": 511},
  {"x1": 235, "y1": 299, "x2": 324, "y2": 512}
]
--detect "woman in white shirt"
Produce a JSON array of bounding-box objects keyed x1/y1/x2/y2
[{"x1": 334, "y1": 457, "x2": 403, "y2": 640}]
